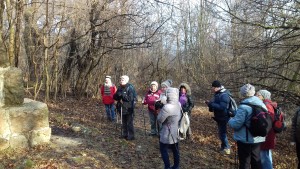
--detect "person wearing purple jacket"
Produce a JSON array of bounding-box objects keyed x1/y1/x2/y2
[{"x1": 178, "y1": 83, "x2": 194, "y2": 139}]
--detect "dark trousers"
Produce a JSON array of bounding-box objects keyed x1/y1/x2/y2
[
  {"x1": 122, "y1": 113, "x2": 134, "y2": 139},
  {"x1": 217, "y1": 121, "x2": 230, "y2": 150},
  {"x1": 237, "y1": 141, "x2": 262, "y2": 169},
  {"x1": 159, "y1": 142, "x2": 179, "y2": 169},
  {"x1": 297, "y1": 141, "x2": 300, "y2": 169}
]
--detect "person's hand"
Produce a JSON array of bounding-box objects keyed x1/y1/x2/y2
[
  {"x1": 205, "y1": 100, "x2": 210, "y2": 105},
  {"x1": 142, "y1": 98, "x2": 145, "y2": 104},
  {"x1": 290, "y1": 142, "x2": 296, "y2": 146}
]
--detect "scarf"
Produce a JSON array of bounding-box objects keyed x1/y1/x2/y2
[
  {"x1": 179, "y1": 93, "x2": 187, "y2": 106},
  {"x1": 104, "y1": 84, "x2": 111, "y2": 95}
]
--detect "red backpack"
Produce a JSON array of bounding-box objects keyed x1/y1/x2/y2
[{"x1": 271, "y1": 105, "x2": 286, "y2": 133}]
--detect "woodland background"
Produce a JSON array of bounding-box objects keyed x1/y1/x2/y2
[
  {"x1": 1, "y1": 0, "x2": 300, "y2": 106},
  {"x1": 0, "y1": 0, "x2": 300, "y2": 168}
]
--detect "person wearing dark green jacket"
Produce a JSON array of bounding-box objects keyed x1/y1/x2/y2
[{"x1": 291, "y1": 107, "x2": 300, "y2": 169}]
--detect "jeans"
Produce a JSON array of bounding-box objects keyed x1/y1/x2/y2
[
  {"x1": 237, "y1": 141, "x2": 262, "y2": 169},
  {"x1": 149, "y1": 111, "x2": 158, "y2": 135},
  {"x1": 217, "y1": 121, "x2": 230, "y2": 150},
  {"x1": 160, "y1": 142, "x2": 180, "y2": 169},
  {"x1": 260, "y1": 150, "x2": 272, "y2": 169},
  {"x1": 105, "y1": 104, "x2": 115, "y2": 121}
]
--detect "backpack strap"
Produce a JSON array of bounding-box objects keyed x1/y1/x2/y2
[{"x1": 219, "y1": 92, "x2": 230, "y2": 109}]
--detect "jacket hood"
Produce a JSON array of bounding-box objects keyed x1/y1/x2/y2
[
  {"x1": 263, "y1": 99, "x2": 278, "y2": 108},
  {"x1": 166, "y1": 87, "x2": 179, "y2": 103},
  {"x1": 241, "y1": 96, "x2": 268, "y2": 112},
  {"x1": 179, "y1": 83, "x2": 191, "y2": 95}
]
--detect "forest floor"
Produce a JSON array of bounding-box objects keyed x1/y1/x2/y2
[{"x1": 0, "y1": 96, "x2": 297, "y2": 169}]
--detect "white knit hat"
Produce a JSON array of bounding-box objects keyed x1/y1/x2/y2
[
  {"x1": 240, "y1": 84, "x2": 255, "y2": 97},
  {"x1": 257, "y1": 90, "x2": 271, "y2": 100},
  {"x1": 150, "y1": 81, "x2": 158, "y2": 88}
]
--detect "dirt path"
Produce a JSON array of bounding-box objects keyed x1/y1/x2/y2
[{"x1": 0, "y1": 97, "x2": 297, "y2": 169}]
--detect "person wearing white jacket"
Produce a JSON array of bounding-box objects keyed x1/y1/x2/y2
[{"x1": 157, "y1": 87, "x2": 181, "y2": 169}]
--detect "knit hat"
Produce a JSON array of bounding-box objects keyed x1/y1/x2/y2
[
  {"x1": 161, "y1": 79, "x2": 173, "y2": 88},
  {"x1": 257, "y1": 90, "x2": 271, "y2": 100},
  {"x1": 120, "y1": 75, "x2": 129, "y2": 85},
  {"x1": 240, "y1": 84, "x2": 255, "y2": 97},
  {"x1": 150, "y1": 81, "x2": 158, "y2": 88},
  {"x1": 105, "y1": 76, "x2": 112, "y2": 86},
  {"x1": 212, "y1": 80, "x2": 221, "y2": 87}
]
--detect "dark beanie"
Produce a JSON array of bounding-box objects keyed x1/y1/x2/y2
[{"x1": 212, "y1": 80, "x2": 221, "y2": 87}]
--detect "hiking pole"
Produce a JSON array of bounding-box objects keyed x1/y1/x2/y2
[
  {"x1": 234, "y1": 142, "x2": 238, "y2": 169},
  {"x1": 120, "y1": 106, "x2": 123, "y2": 137},
  {"x1": 116, "y1": 102, "x2": 119, "y2": 130}
]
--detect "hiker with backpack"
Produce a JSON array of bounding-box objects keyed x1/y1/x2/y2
[
  {"x1": 228, "y1": 84, "x2": 267, "y2": 169},
  {"x1": 205, "y1": 80, "x2": 232, "y2": 155},
  {"x1": 256, "y1": 90, "x2": 278, "y2": 169},
  {"x1": 291, "y1": 107, "x2": 300, "y2": 169},
  {"x1": 100, "y1": 76, "x2": 117, "y2": 122},
  {"x1": 113, "y1": 75, "x2": 136, "y2": 141},
  {"x1": 142, "y1": 81, "x2": 162, "y2": 136},
  {"x1": 178, "y1": 83, "x2": 194, "y2": 140},
  {"x1": 157, "y1": 87, "x2": 181, "y2": 169}
]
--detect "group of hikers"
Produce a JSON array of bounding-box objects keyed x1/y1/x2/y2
[{"x1": 100, "y1": 76, "x2": 300, "y2": 169}]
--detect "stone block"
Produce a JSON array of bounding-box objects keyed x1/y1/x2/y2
[
  {"x1": 10, "y1": 133, "x2": 29, "y2": 149},
  {"x1": 0, "y1": 138, "x2": 9, "y2": 150},
  {"x1": 0, "y1": 108, "x2": 11, "y2": 139},
  {"x1": 29, "y1": 127, "x2": 52, "y2": 146},
  {"x1": 9, "y1": 98, "x2": 49, "y2": 133},
  {"x1": 0, "y1": 67, "x2": 24, "y2": 107}
]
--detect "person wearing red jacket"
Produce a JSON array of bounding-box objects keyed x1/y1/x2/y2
[
  {"x1": 256, "y1": 89, "x2": 277, "y2": 169},
  {"x1": 143, "y1": 81, "x2": 161, "y2": 136},
  {"x1": 100, "y1": 76, "x2": 117, "y2": 122}
]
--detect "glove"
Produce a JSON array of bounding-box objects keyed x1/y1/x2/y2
[{"x1": 116, "y1": 91, "x2": 122, "y2": 98}]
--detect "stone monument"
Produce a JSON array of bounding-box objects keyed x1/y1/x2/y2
[{"x1": 0, "y1": 57, "x2": 51, "y2": 150}]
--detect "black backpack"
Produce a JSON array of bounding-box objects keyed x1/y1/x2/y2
[{"x1": 242, "y1": 103, "x2": 272, "y2": 137}]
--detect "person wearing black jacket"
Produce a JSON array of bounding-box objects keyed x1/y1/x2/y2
[
  {"x1": 205, "y1": 80, "x2": 231, "y2": 155},
  {"x1": 113, "y1": 75, "x2": 135, "y2": 140}
]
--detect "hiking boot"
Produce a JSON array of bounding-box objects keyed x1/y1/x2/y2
[
  {"x1": 119, "y1": 135, "x2": 127, "y2": 139},
  {"x1": 148, "y1": 133, "x2": 157, "y2": 136},
  {"x1": 220, "y1": 148, "x2": 230, "y2": 155},
  {"x1": 126, "y1": 137, "x2": 135, "y2": 141}
]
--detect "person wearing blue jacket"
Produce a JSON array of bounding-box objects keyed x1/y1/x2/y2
[
  {"x1": 229, "y1": 84, "x2": 266, "y2": 169},
  {"x1": 205, "y1": 80, "x2": 231, "y2": 155}
]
